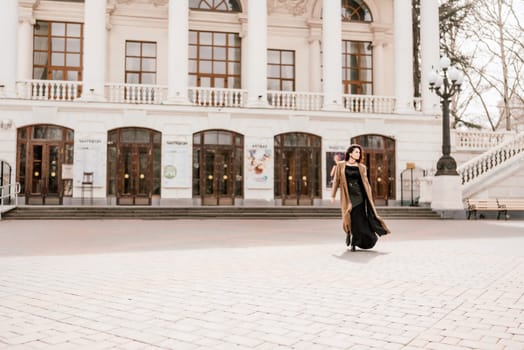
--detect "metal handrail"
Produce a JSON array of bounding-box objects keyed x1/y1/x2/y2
[{"x1": 0, "y1": 182, "x2": 20, "y2": 220}]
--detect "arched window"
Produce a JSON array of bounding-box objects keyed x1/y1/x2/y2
[
  {"x1": 274, "y1": 133, "x2": 322, "y2": 206},
  {"x1": 192, "y1": 130, "x2": 244, "y2": 205},
  {"x1": 189, "y1": 0, "x2": 241, "y2": 12},
  {"x1": 341, "y1": 0, "x2": 372, "y2": 22}
]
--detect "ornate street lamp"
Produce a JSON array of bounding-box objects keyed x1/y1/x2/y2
[{"x1": 428, "y1": 56, "x2": 464, "y2": 176}]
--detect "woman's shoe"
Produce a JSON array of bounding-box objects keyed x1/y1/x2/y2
[{"x1": 351, "y1": 245, "x2": 356, "y2": 251}]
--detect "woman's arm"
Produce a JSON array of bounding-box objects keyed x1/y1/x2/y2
[{"x1": 331, "y1": 163, "x2": 340, "y2": 204}]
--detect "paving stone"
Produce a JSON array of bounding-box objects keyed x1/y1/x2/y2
[{"x1": 0, "y1": 219, "x2": 524, "y2": 349}]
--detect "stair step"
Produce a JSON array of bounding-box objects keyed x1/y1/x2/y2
[{"x1": 2, "y1": 206, "x2": 441, "y2": 220}]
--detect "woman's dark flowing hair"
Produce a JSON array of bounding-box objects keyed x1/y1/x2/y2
[{"x1": 344, "y1": 144, "x2": 363, "y2": 162}]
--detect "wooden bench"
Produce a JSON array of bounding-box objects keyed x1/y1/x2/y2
[
  {"x1": 466, "y1": 199, "x2": 502, "y2": 220},
  {"x1": 496, "y1": 199, "x2": 524, "y2": 220}
]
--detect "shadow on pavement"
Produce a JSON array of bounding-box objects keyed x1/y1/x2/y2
[{"x1": 332, "y1": 249, "x2": 389, "y2": 263}]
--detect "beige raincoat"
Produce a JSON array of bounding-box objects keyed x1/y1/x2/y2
[{"x1": 331, "y1": 161, "x2": 391, "y2": 235}]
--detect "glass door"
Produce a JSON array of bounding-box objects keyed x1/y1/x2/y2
[
  {"x1": 281, "y1": 149, "x2": 313, "y2": 206},
  {"x1": 202, "y1": 149, "x2": 234, "y2": 205},
  {"x1": 275, "y1": 133, "x2": 321, "y2": 206},
  {"x1": 117, "y1": 144, "x2": 151, "y2": 205},
  {"x1": 29, "y1": 143, "x2": 62, "y2": 204}
]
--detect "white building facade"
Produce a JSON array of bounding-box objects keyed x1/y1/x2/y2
[{"x1": 0, "y1": 0, "x2": 445, "y2": 207}]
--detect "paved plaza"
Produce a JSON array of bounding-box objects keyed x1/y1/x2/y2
[{"x1": 0, "y1": 218, "x2": 524, "y2": 349}]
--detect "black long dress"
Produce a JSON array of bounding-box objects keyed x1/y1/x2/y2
[{"x1": 345, "y1": 165, "x2": 378, "y2": 249}]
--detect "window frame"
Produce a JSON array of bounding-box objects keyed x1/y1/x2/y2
[
  {"x1": 267, "y1": 49, "x2": 296, "y2": 92},
  {"x1": 33, "y1": 20, "x2": 84, "y2": 82},
  {"x1": 189, "y1": 0, "x2": 241, "y2": 12},
  {"x1": 125, "y1": 40, "x2": 157, "y2": 85},
  {"x1": 189, "y1": 30, "x2": 241, "y2": 89},
  {"x1": 341, "y1": 0, "x2": 373, "y2": 22},
  {"x1": 342, "y1": 40, "x2": 373, "y2": 95}
]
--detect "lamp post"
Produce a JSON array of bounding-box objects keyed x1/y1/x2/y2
[{"x1": 428, "y1": 56, "x2": 463, "y2": 176}]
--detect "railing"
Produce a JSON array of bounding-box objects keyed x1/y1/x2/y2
[
  {"x1": 342, "y1": 94, "x2": 396, "y2": 114},
  {"x1": 17, "y1": 80, "x2": 81, "y2": 101},
  {"x1": 12, "y1": 80, "x2": 408, "y2": 114},
  {"x1": 188, "y1": 87, "x2": 246, "y2": 108},
  {"x1": 267, "y1": 91, "x2": 323, "y2": 110},
  {"x1": 0, "y1": 182, "x2": 20, "y2": 220},
  {"x1": 458, "y1": 132, "x2": 524, "y2": 185},
  {"x1": 454, "y1": 130, "x2": 515, "y2": 151},
  {"x1": 106, "y1": 83, "x2": 167, "y2": 104}
]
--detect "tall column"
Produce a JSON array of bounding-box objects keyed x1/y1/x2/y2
[
  {"x1": 81, "y1": 0, "x2": 107, "y2": 101},
  {"x1": 393, "y1": 0, "x2": 414, "y2": 113},
  {"x1": 308, "y1": 32, "x2": 321, "y2": 93},
  {"x1": 0, "y1": 0, "x2": 19, "y2": 98},
  {"x1": 18, "y1": 15, "x2": 35, "y2": 82},
  {"x1": 246, "y1": 0, "x2": 267, "y2": 107},
  {"x1": 420, "y1": 0, "x2": 440, "y2": 115},
  {"x1": 322, "y1": 0, "x2": 342, "y2": 110},
  {"x1": 166, "y1": 0, "x2": 189, "y2": 104}
]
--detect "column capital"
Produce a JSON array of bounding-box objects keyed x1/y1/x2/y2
[
  {"x1": 307, "y1": 21, "x2": 322, "y2": 43},
  {"x1": 105, "y1": 5, "x2": 116, "y2": 30},
  {"x1": 18, "y1": 0, "x2": 38, "y2": 25},
  {"x1": 18, "y1": 0, "x2": 40, "y2": 9},
  {"x1": 307, "y1": 34, "x2": 321, "y2": 44},
  {"x1": 19, "y1": 14, "x2": 36, "y2": 26},
  {"x1": 238, "y1": 14, "x2": 247, "y2": 38}
]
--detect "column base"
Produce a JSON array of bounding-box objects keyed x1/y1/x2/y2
[
  {"x1": 431, "y1": 175, "x2": 464, "y2": 211},
  {"x1": 246, "y1": 97, "x2": 268, "y2": 108},
  {"x1": 79, "y1": 92, "x2": 106, "y2": 102},
  {"x1": 0, "y1": 85, "x2": 17, "y2": 99},
  {"x1": 322, "y1": 102, "x2": 343, "y2": 111},
  {"x1": 394, "y1": 105, "x2": 416, "y2": 114},
  {"x1": 164, "y1": 96, "x2": 190, "y2": 105}
]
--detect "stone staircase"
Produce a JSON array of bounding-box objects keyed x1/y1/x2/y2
[
  {"x1": 1, "y1": 206, "x2": 442, "y2": 220},
  {"x1": 458, "y1": 131, "x2": 524, "y2": 198}
]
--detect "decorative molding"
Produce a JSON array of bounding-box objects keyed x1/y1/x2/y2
[
  {"x1": 112, "y1": 0, "x2": 168, "y2": 6},
  {"x1": 19, "y1": 12, "x2": 36, "y2": 25},
  {"x1": 18, "y1": 0, "x2": 39, "y2": 24},
  {"x1": 268, "y1": 0, "x2": 307, "y2": 16},
  {"x1": 18, "y1": 0, "x2": 40, "y2": 9}
]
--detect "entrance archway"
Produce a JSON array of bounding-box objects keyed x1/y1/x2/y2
[
  {"x1": 274, "y1": 132, "x2": 321, "y2": 205},
  {"x1": 351, "y1": 134, "x2": 395, "y2": 205},
  {"x1": 107, "y1": 128, "x2": 161, "y2": 205},
  {"x1": 16, "y1": 124, "x2": 74, "y2": 205},
  {"x1": 192, "y1": 130, "x2": 244, "y2": 205}
]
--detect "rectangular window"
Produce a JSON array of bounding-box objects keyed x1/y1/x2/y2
[
  {"x1": 342, "y1": 40, "x2": 372, "y2": 95},
  {"x1": 125, "y1": 41, "x2": 157, "y2": 85},
  {"x1": 189, "y1": 30, "x2": 241, "y2": 88},
  {"x1": 33, "y1": 21, "x2": 83, "y2": 81},
  {"x1": 267, "y1": 49, "x2": 295, "y2": 91}
]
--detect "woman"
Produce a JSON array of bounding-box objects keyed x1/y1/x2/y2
[{"x1": 330, "y1": 144, "x2": 390, "y2": 250}]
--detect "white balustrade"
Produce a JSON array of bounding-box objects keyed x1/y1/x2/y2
[
  {"x1": 12, "y1": 80, "x2": 409, "y2": 116},
  {"x1": 342, "y1": 94, "x2": 396, "y2": 114},
  {"x1": 267, "y1": 91, "x2": 324, "y2": 111},
  {"x1": 458, "y1": 132, "x2": 524, "y2": 186},
  {"x1": 188, "y1": 87, "x2": 246, "y2": 108},
  {"x1": 17, "y1": 80, "x2": 81, "y2": 101},
  {"x1": 454, "y1": 130, "x2": 514, "y2": 151},
  {"x1": 106, "y1": 83, "x2": 167, "y2": 104}
]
